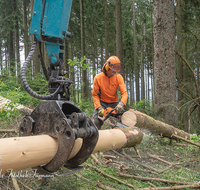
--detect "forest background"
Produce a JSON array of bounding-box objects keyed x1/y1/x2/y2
[{"x1": 0, "y1": 0, "x2": 199, "y2": 135}]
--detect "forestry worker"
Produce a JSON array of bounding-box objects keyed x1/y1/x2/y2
[{"x1": 92, "y1": 55, "x2": 128, "y2": 129}]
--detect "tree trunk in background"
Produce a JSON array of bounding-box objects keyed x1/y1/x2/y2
[
  {"x1": 147, "y1": 64, "x2": 150, "y2": 100},
  {"x1": 33, "y1": 43, "x2": 40, "y2": 75},
  {"x1": 100, "y1": 36, "x2": 104, "y2": 69},
  {"x1": 80, "y1": 0, "x2": 87, "y2": 99},
  {"x1": 69, "y1": 40, "x2": 76, "y2": 102},
  {"x1": 0, "y1": 42, "x2": 2, "y2": 73},
  {"x1": 6, "y1": 0, "x2": 15, "y2": 75},
  {"x1": 64, "y1": 40, "x2": 69, "y2": 73},
  {"x1": 8, "y1": 31, "x2": 15, "y2": 75},
  {"x1": 196, "y1": 10, "x2": 199, "y2": 89},
  {"x1": 5, "y1": 48, "x2": 8, "y2": 74},
  {"x1": 176, "y1": 0, "x2": 183, "y2": 103},
  {"x1": 14, "y1": 0, "x2": 20, "y2": 77},
  {"x1": 133, "y1": 0, "x2": 140, "y2": 102},
  {"x1": 141, "y1": 25, "x2": 145, "y2": 101},
  {"x1": 44, "y1": 43, "x2": 49, "y2": 68},
  {"x1": 104, "y1": 0, "x2": 108, "y2": 60},
  {"x1": 130, "y1": 73, "x2": 134, "y2": 106},
  {"x1": 153, "y1": 0, "x2": 177, "y2": 125},
  {"x1": 23, "y1": 0, "x2": 29, "y2": 59},
  {"x1": 91, "y1": 17, "x2": 96, "y2": 81},
  {"x1": 151, "y1": 71, "x2": 154, "y2": 104},
  {"x1": 92, "y1": 45, "x2": 96, "y2": 80},
  {"x1": 115, "y1": 0, "x2": 123, "y2": 69},
  {"x1": 150, "y1": 0, "x2": 154, "y2": 106}
]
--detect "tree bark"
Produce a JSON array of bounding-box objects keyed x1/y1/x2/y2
[
  {"x1": 130, "y1": 72, "x2": 134, "y2": 106},
  {"x1": 121, "y1": 109, "x2": 190, "y2": 139},
  {"x1": 23, "y1": 0, "x2": 29, "y2": 59},
  {"x1": 69, "y1": 40, "x2": 76, "y2": 102},
  {"x1": 153, "y1": 0, "x2": 177, "y2": 125},
  {"x1": 64, "y1": 40, "x2": 69, "y2": 73},
  {"x1": 133, "y1": 0, "x2": 140, "y2": 102},
  {"x1": 141, "y1": 25, "x2": 145, "y2": 101},
  {"x1": 0, "y1": 127, "x2": 143, "y2": 174},
  {"x1": 32, "y1": 43, "x2": 40, "y2": 75},
  {"x1": 104, "y1": 0, "x2": 108, "y2": 60},
  {"x1": 115, "y1": 0, "x2": 123, "y2": 64},
  {"x1": 176, "y1": 0, "x2": 183, "y2": 102},
  {"x1": 80, "y1": 0, "x2": 88, "y2": 99},
  {"x1": 13, "y1": 0, "x2": 20, "y2": 77}
]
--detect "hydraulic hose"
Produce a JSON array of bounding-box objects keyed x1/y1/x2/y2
[{"x1": 21, "y1": 39, "x2": 61, "y2": 100}]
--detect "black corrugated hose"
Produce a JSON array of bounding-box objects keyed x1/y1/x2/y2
[{"x1": 20, "y1": 38, "x2": 61, "y2": 100}]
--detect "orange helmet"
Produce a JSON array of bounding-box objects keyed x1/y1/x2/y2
[{"x1": 102, "y1": 56, "x2": 124, "y2": 74}]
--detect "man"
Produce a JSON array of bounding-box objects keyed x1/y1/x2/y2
[{"x1": 92, "y1": 55, "x2": 128, "y2": 129}]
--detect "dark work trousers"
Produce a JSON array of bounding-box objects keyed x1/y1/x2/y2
[{"x1": 93, "y1": 101, "x2": 118, "y2": 130}]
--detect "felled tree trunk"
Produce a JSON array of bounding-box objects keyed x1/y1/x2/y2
[
  {"x1": 0, "y1": 127, "x2": 143, "y2": 174},
  {"x1": 121, "y1": 109, "x2": 190, "y2": 139}
]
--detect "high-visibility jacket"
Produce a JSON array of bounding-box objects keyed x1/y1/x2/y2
[{"x1": 92, "y1": 72, "x2": 128, "y2": 109}]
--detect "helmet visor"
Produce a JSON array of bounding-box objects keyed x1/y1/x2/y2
[{"x1": 110, "y1": 63, "x2": 124, "y2": 75}]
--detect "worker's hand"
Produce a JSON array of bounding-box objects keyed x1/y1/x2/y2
[
  {"x1": 115, "y1": 102, "x2": 124, "y2": 112},
  {"x1": 98, "y1": 106, "x2": 104, "y2": 116}
]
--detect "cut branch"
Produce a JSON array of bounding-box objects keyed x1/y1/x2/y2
[
  {"x1": 0, "y1": 129, "x2": 17, "y2": 133},
  {"x1": 17, "y1": 180, "x2": 33, "y2": 190},
  {"x1": 122, "y1": 150, "x2": 160, "y2": 173},
  {"x1": 148, "y1": 154, "x2": 172, "y2": 165},
  {"x1": 11, "y1": 172, "x2": 20, "y2": 190},
  {"x1": 91, "y1": 154, "x2": 100, "y2": 164},
  {"x1": 135, "y1": 183, "x2": 200, "y2": 190},
  {"x1": 118, "y1": 173, "x2": 195, "y2": 185},
  {"x1": 85, "y1": 163, "x2": 135, "y2": 189},
  {"x1": 171, "y1": 134, "x2": 200, "y2": 148}
]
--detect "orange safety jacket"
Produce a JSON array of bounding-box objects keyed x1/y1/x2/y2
[{"x1": 92, "y1": 72, "x2": 128, "y2": 109}]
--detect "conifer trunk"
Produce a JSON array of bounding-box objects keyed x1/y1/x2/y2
[
  {"x1": 0, "y1": 127, "x2": 143, "y2": 174},
  {"x1": 121, "y1": 109, "x2": 190, "y2": 139},
  {"x1": 153, "y1": 0, "x2": 177, "y2": 124}
]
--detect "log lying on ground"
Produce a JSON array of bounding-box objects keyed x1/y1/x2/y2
[
  {"x1": 0, "y1": 95, "x2": 33, "y2": 113},
  {"x1": 121, "y1": 109, "x2": 190, "y2": 140},
  {"x1": 0, "y1": 127, "x2": 143, "y2": 174}
]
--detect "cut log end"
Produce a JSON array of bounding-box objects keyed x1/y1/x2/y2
[{"x1": 121, "y1": 111, "x2": 137, "y2": 127}]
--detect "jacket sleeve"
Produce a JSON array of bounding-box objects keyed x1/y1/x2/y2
[
  {"x1": 118, "y1": 75, "x2": 128, "y2": 106},
  {"x1": 92, "y1": 76, "x2": 101, "y2": 109}
]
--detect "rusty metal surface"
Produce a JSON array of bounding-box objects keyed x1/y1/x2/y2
[
  {"x1": 19, "y1": 100, "x2": 99, "y2": 174},
  {"x1": 65, "y1": 117, "x2": 98, "y2": 168}
]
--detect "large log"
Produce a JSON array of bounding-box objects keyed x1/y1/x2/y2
[
  {"x1": 0, "y1": 127, "x2": 143, "y2": 174},
  {"x1": 121, "y1": 109, "x2": 190, "y2": 139}
]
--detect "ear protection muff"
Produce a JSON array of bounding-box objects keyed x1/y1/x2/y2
[{"x1": 105, "y1": 61, "x2": 110, "y2": 71}]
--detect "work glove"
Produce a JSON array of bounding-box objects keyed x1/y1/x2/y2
[
  {"x1": 115, "y1": 102, "x2": 124, "y2": 112},
  {"x1": 97, "y1": 106, "x2": 104, "y2": 116}
]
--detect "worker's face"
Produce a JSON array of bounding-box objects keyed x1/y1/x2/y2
[{"x1": 106, "y1": 69, "x2": 115, "y2": 77}]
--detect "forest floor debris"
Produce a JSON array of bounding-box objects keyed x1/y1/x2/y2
[
  {"x1": 0, "y1": 102, "x2": 199, "y2": 189},
  {"x1": 1, "y1": 127, "x2": 199, "y2": 189}
]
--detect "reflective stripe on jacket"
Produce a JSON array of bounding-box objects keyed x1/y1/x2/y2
[{"x1": 92, "y1": 72, "x2": 128, "y2": 109}]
